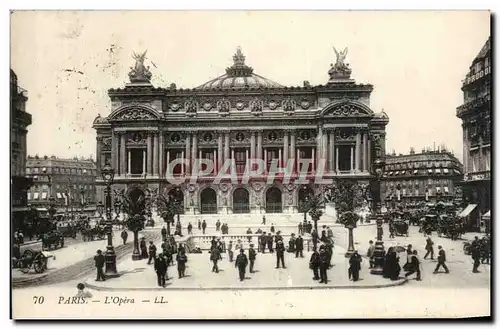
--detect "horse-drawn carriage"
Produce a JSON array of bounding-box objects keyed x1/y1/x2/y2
[
  {"x1": 392, "y1": 219, "x2": 409, "y2": 237},
  {"x1": 41, "y1": 231, "x2": 64, "y2": 250},
  {"x1": 437, "y1": 215, "x2": 465, "y2": 240},
  {"x1": 81, "y1": 225, "x2": 107, "y2": 241},
  {"x1": 16, "y1": 249, "x2": 52, "y2": 274},
  {"x1": 57, "y1": 222, "x2": 77, "y2": 238}
]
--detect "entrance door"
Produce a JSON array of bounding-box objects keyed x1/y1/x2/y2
[
  {"x1": 266, "y1": 187, "x2": 282, "y2": 213},
  {"x1": 200, "y1": 188, "x2": 217, "y2": 214},
  {"x1": 233, "y1": 188, "x2": 250, "y2": 214},
  {"x1": 298, "y1": 186, "x2": 314, "y2": 211}
]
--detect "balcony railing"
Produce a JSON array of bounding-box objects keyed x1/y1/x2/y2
[
  {"x1": 462, "y1": 66, "x2": 491, "y2": 86},
  {"x1": 457, "y1": 93, "x2": 491, "y2": 117},
  {"x1": 464, "y1": 171, "x2": 490, "y2": 182}
]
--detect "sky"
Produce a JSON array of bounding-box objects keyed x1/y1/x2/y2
[{"x1": 10, "y1": 11, "x2": 490, "y2": 162}]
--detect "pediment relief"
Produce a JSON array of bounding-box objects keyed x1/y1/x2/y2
[
  {"x1": 109, "y1": 104, "x2": 161, "y2": 121},
  {"x1": 320, "y1": 100, "x2": 373, "y2": 117}
]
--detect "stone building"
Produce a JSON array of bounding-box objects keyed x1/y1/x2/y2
[
  {"x1": 25, "y1": 156, "x2": 97, "y2": 210},
  {"x1": 456, "y1": 36, "x2": 491, "y2": 223},
  {"x1": 382, "y1": 148, "x2": 463, "y2": 206},
  {"x1": 93, "y1": 47, "x2": 389, "y2": 215},
  {"x1": 11, "y1": 69, "x2": 33, "y2": 230}
]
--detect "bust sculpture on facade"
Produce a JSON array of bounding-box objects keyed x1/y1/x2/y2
[
  {"x1": 328, "y1": 46, "x2": 353, "y2": 82},
  {"x1": 128, "y1": 51, "x2": 152, "y2": 83}
]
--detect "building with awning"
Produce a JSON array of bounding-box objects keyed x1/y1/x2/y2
[{"x1": 458, "y1": 203, "x2": 480, "y2": 231}]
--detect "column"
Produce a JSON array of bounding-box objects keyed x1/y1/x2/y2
[
  {"x1": 147, "y1": 133, "x2": 153, "y2": 175},
  {"x1": 312, "y1": 148, "x2": 315, "y2": 171},
  {"x1": 264, "y1": 149, "x2": 268, "y2": 172},
  {"x1": 111, "y1": 130, "x2": 118, "y2": 170},
  {"x1": 278, "y1": 149, "x2": 282, "y2": 168},
  {"x1": 290, "y1": 131, "x2": 296, "y2": 172},
  {"x1": 328, "y1": 130, "x2": 334, "y2": 172},
  {"x1": 213, "y1": 150, "x2": 217, "y2": 173},
  {"x1": 159, "y1": 132, "x2": 164, "y2": 177},
  {"x1": 462, "y1": 125, "x2": 468, "y2": 173},
  {"x1": 192, "y1": 133, "x2": 198, "y2": 172},
  {"x1": 96, "y1": 137, "x2": 102, "y2": 176},
  {"x1": 246, "y1": 149, "x2": 249, "y2": 170},
  {"x1": 336, "y1": 147, "x2": 339, "y2": 173},
  {"x1": 218, "y1": 132, "x2": 223, "y2": 170},
  {"x1": 153, "y1": 133, "x2": 159, "y2": 176},
  {"x1": 185, "y1": 133, "x2": 191, "y2": 175},
  {"x1": 367, "y1": 134, "x2": 371, "y2": 172},
  {"x1": 355, "y1": 129, "x2": 361, "y2": 172},
  {"x1": 142, "y1": 150, "x2": 146, "y2": 175},
  {"x1": 127, "y1": 150, "x2": 131, "y2": 175},
  {"x1": 231, "y1": 149, "x2": 235, "y2": 161},
  {"x1": 350, "y1": 146, "x2": 354, "y2": 172},
  {"x1": 180, "y1": 151, "x2": 184, "y2": 175},
  {"x1": 257, "y1": 130, "x2": 263, "y2": 160},
  {"x1": 322, "y1": 132, "x2": 328, "y2": 170},
  {"x1": 316, "y1": 126, "x2": 322, "y2": 166},
  {"x1": 166, "y1": 151, "x2": 170, "y2": 175},
  {"x1": 297, "y1": 147, "x2": 300, "y2": 173},
  {"x1": 250, "y1": 131, "x2": 256, "y2": 161},
  {"x1": 224, "y1": 133, "x2": 230, "y2": 162},
  {"x1": 283, "y1": 130, "x2": 289, "y2": 163},
  {"x1": 363, "y1": 131, "x2": 368, "y2": 172},
  {"x1": 120, "y1": 133, "x2": 126, "y2": 176}
]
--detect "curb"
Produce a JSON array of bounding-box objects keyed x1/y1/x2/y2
[{"x1": 83, "y1": 277, "x2": 408, "y2": 292}]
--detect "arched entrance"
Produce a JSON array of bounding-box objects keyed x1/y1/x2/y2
[
  {"x1": 233, "y1": 188, "x2": 250, "y2": 214},
  {"x1": 266, "y1": 187, "x2": 282, "y2": 213},
  {"x1": 168, "y1": 187, "x2": 185, "y2": 214},
  {"x1": 200, "y1": 188, "x2": 217, "y2": 214},
  {"x1": 298, "y1": 186, "x2": 314, "y2": 211}
]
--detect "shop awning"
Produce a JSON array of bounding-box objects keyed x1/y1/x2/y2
[
  {"x1": 41, "y1": 192, "x2": 47, "y2": 200},
  {"x1": 413, "y1": 170, "x2": 418, "y2": 174},
  {"x1": 395, "y1": 171, "x2": 399, "y2": 175},
  {"x1": 444, "y1": 187, "x2": 449, "y2": 193},
  {"x1": 443, "y1": 168, "x2": 449, "y2": 174},
  {"x1": 27, "y1": 193, "x2": 31, "y2": 200},
  {"x1": 389, "y1": 172, "x2": 393, "y2": 175},
  {"x1": 482, "y1": 210, "x2": 491, "y2": 219},
  {"x1": 427, "y1": 169, "x2": 433, "y2": 173},
  {"x1": 458, "y1": 204, "x2": 477, "y2": 218},
  {"x1": 57, "y1": 192, "x2": 63, "y2": 199},
  {"x1": 33, "y1": 192, "x2": 39, "y2": 200},
  {"x1": 435, "y1": 168, "x2": 441, "y2": 174}
]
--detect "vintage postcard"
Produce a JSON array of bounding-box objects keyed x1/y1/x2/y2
[{"x1": 10, "y1": 10, "x2": 491, "y2": 319}]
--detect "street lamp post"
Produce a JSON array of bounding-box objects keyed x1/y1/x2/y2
[
  {"x1": 96, "y1": 201, "x2": 104, "y2": 220},
  {"x1": 80, "y1": 187, "x2": 86, "y2": 215},
  {"x1": 370, "y1": 158, "x2": 386, "y2": 275},
  {"x1": 101, "y1": 163, "x2": 119, "y2": 277}
]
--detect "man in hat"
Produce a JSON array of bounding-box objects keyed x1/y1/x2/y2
[
  {"x1": 295, "y1": 234, "x2": 304, "y2": 258},
  {"x1": 121, "y1": 230, "x2": 128, "y2": 245},
  {"x1": 176, "y1": 249, "x2": 188, "y2": 278},
  {"x1": 154, "y1": 253, "x2": 168, "y2": 287},
  {"x1": 211, "y1": 246, "x2": 221, "y2": 273},
  {"x1": 147, "y1": 241, "x2": 157, "y2": 265},
  {"x1": 161, "y1": 226, "x2": 167, "y2": 241},
  {"x1": 93, "y1": 249, "x2": 106, "y2": 281},
  {"x1": 235, "y1": 249, "x2": 249, "y2": 281},
  {"x1": 248, "y1": 243, "x2": 257, "y2": 273},
  {"x1": 227, "y1": 240, "x2": 234, "y2": 262},
  {"x1": 433, "y1": 245, "x2": 450, "y2": 274},
  {"x1": 349, "y1": 250, "x2": 362, "y2": 282},
  {"x1": 318, "y1": 245, "x2": 329, "y2": 284},
  {"x1": 275, "y1": 239, "x2": 286, "y2": 269},
  {"x1": 309, "y1": 246, "x2": 320, "y2": 281}
]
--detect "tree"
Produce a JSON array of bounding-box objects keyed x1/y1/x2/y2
[
  {"x1": 156, "y1": 193, "x2": 180, "y2": 236},
  {"x1": 305, "y1": 193, "x2": 325, "y2": 233},
  {"x1": 338, "y1": 211, "x2": 360, "y2": 257},
  {"x1": 121, "y1": 192, "x2": 146, "y2": 261}
]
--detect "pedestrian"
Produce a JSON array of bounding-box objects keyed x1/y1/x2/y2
[
  {"x1": 262, "y1": 215, "x2": 266, "y2": 225},
  {"x1": 18, "y1": 231, "x2": 24, "y2": 244},
  {"x1": 481, "y1": 237, "x2": 490, "y2": 265},
  {"x1": 295, "y1": 235, "x2": 304, "y2": 258},
  {"x1": 147, "y1": 241, "x2": 157, "y2": 265},
  {"x1": 202, "y1": 220, "x2": 207, "y2": 234},
  {"x1": 309, "y1": 246, "x2": 320, "y2": 280},
  {"x1": 267, "y1": 233, "x2": 274, "y2": 253},
  {"x1": 210, "y1": 236, "x2": 218, "y2": 252},
  {"x1": 327, "y1": 226, "x2": 333, "y2": 239},
  {"x1": 198, "y1": 219, "x2": 201, "y2": 231},
  {"x1": 349, "y1": 251, "x2": 362, "y2": 281},
  {"x1": 320, "y1": 230, "x2": 329, "y2": 244},
  {"x1": 471, "y1": 236, "x2": 481, "y2": 273},
  {"x1": 270, "y1": 224, "x2": 275, "y2": 234},
  {"x1": 318, "y1": 246, "x2": 329, "y2": 284},
  {"x1": 389, "y1": 221, "x2": 395, "y2": 239},
  {"x1": 433, "y1": 245, "x2": 450, "y2": 274},
  {"x1": 211, "y1": 246, "x2": 220, "y2": 273},
  {"x1": 94, "y1": 249, "x2": 106, "y2": 281},
  {"x1": 367, "y1": 240, "x2": 375, "y2": 268},
  {"x1": 248, "y1": 243, "x2": 256, "y2": 273},
  {"x1": 424, "y1": 237, "x2": 434, "y2": 260},
  {"x1": 235, "y1": 249, "x2": 248, "y2": 281},
  {"x1": 187, "y1": 222, "x2": 193, "y2": 235},
  {"x1": 227, "y1": 241, "x2": 234, "y2": 262},
  {"x1": 246, "y1": 228, "x2": 252, "y2": 242},
  {"x1": 311, "y1": 229, "x2": 319, "y2": 249},
  {"x1": 259, "y1": 232, "x2": 267, "y2": 253},
  {"x1": 405, "y1": 250, "x2": 422, "y2": 281},
  {"x1": 161, "y1": 226, "x2": 167, "y2": 240},
  {"x1": 216, "y1": 219, "x2": 221, "y2": 232},
  {"x1": 121, "y1": 230, "x2": 128, "y2": 245},
  {"x1": 298, "y1": 222, "x2": 303, "y2": 235},
  {"x1": 154, "y1": 253, "x2": 168, "y2": 287},
  {"x1": 140, "y1": 237, "x2": 148, "y2": 259},
  {"x1": 176, "y1": 249, "x2": 188, "y2": 278},
  {"x1": 403, "y1": 244, "x2": 413, "y2": 272},
  {"x1": 307, "y1": 221, "x2": 312, "y2": 234},
  {"x1": 76, "y1": 283, "x2": 93, "y2": 298},
  {"x1": 275, "y1": 240, "x2": 286, "y2": 269}
]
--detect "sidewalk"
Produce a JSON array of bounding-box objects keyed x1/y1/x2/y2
[{"x1": 85, "y1": 244, "x2": 407, "y2": 291}]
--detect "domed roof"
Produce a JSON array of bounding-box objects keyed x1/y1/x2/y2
[{"x1": 195, "y1": 47, "x2": 283, "y2": 90}]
